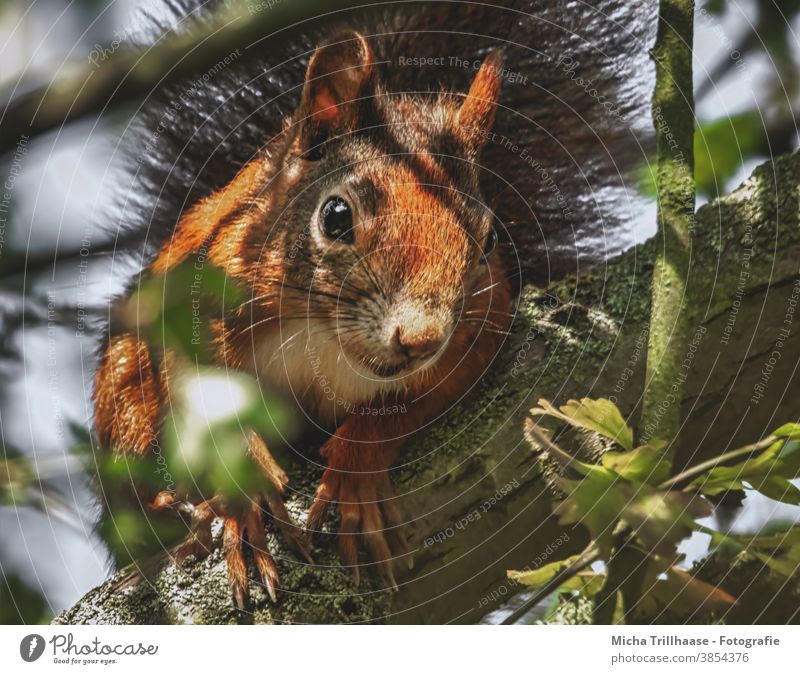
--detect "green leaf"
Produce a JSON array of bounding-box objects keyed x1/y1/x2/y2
[
  {"x1": 117, "y1": 259, "x2": 245, "y2": 363},
  {"x1": 636, "y1": 111, "x2": 769, "y2": 200},
  {"x1": 601, "y1": 442, "x2": 669, "y2": 485},
  {"x1": 773, "y1": 423, "x2": 800, "y2": 440},
  {"x1": 694, "y1": 111, "x2": 767, "y2": 199},
  {"x1": 558, "y1": 467, "x2": 709, "y2": 557},
  {"x1": 0, "y1": 451, "x2": 34, "y2": 505},
  {"x1": 690, "y1": 435, "x2": 800, "y2": 501},
  {"x1": 746, "y1": 475, "x2": 800, "y2": 506},
  {"x1": 707, "y1": 527, "x2": 800, "y2": 579},
  {"x1": 620, "y1": 490, "x2": 710, "y2": 555},
  {"x1": 532, "y1": 398, "x2": 634, "y2": 450},
  {"x1": 556, "y1": 467, "x2": 627, "y2": 553},
  {"x1": 559, "y1": 571, "x2": 606, "y2": 597},
  {"x1": 508, "y1": 555, "x2": 581, "y2": 587}
]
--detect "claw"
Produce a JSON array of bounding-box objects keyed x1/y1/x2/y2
[
  {"x1": 148, "y1": 430, "x2": 308, "y2": 608},
  {"x1": 150, "y1": 490, "x2": 176, "y2": 510},
  {"x1": 307, "y1": 466, "x2": 408, "y2": 589},
  {"x1": 245, "y1": 504, "x2": 279, "y2": 602},
  {"x1": 223, "y1": 516, "x2": 248, "y2": 609},
  {"x1": 247, "y1": 429, "x2": 313, "y2": 564},
  {"x1": 362, "y1": 504, "x2": 395, "y2": 586},
  {"x1": 338, "y1": 500, "x2": 361, "y2": 581},
  {"x1": 246, "y1": 430, "x2": 288, "y2": 492},
  {"x1": 307, "y1": 478, "x2": 336, "y2": 534},
  {"x1": 378, "y1": 488, "x2": 412, "y2": 572},
  {"x1": 172, "y1": 499, "x2": 214, "y2": 563}
]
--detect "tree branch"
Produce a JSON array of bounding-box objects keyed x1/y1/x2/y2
[{"x1": 641, "y1": 0, "x2": 696, "y2": 454}]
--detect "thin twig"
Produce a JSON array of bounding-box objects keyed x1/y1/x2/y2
[
  {"x1": 658, "y1": 435, "x2": 777, "y2": 491},
  {"x1": 501, "y1": 542, "x2": 601, "y2": 625}
]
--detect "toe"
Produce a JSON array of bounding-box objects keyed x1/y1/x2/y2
[
  {"x1": 246, "y1": 430, "x2": 288, "y2": 493},
  {"x1": 244, "y1": 505, "x2": 280, "y2": 602},
  {"x1": 172, "y1": 499, "x2": 214, "y2": 563},
  {"x1": 378, "y1": 484, "x2": 412, "y2": 569},
  {"x1": 338, "y1": 501, "x2": 362, "y2": 583},
  {"x1": 223, "y1": 516, "x2": 248, "y2": 609},
  {"x1": 362, "y1": 504, "x2": 397, "y2": 589},
  {"x1": 263, "y1": 492, "x2": 313, "y2": 564},
  {"x1": 307, "y1": 473, "x2": 337, "y2": 533}
]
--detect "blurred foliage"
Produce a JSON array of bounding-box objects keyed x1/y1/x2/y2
[
  {"x1": 0, "y1": 573, "x2": 50, "y2": 624},
  {"x1": 0, "y1": 447, "x2": 34, "y2": 506},
  {"x1": 1, "y1": 446, "x2": 82, "y2": 527},
  {"x1": 511, "y1": 398, "x2": 800, "y2": 624},
  {"x1": 2, "y1": 0, "x2": 800, "y2": 624},
  {"x1": 693, "y1": 112, "x2": 769, "y2": 199},
  {"x1": 90, "y1": 257, "x2": 299, "y2": 566},
  {"x1": 116, "y1": 258, "x2": 245, "y2": 362},
  {"x1": 0, "y1": 449, "x2": 64, "y2": 624},
  {"x1": 633, "y1": 1, "x2": 800, "y2": 201},
  {"x1": 638, "y1": 113, "x2": 772, "y2": 200}
]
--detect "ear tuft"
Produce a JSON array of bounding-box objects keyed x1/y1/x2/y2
[
  {"x1": 297, "y1": 31, "x2": 374, "y2": 156},
  {"x1": 457, "y1": 49, "x2": 503, "y2": 140}
]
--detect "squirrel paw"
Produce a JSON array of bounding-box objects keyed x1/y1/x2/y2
[
  {"x1": 157, "y1": 495, "x2": 308, "y2": 608},
  {"x1": 307, "y1": 470, "x2": 410, "y2": 588},
  {"x1": 150, "y1": 436, "x2": 311, "y2": 608},
  {"x1": 152, "y1": 495, "x2": 280, "y2": 607}
]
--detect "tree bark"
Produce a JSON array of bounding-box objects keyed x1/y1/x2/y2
[
  {"x1": 56, "y1": 151, "x2": 800, "y2": 625},
  {"x1": 642, "y1": 0, "x2": 695, "y2": 453}
]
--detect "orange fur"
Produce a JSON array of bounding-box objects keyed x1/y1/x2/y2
[
  {"x1": 94, "y1": 334, "x2": 162, "y2": 456},
  {"x1": 151, "y1": 159, "x2": 268, "y2": 276}
]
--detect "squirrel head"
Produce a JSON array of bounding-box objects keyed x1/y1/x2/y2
[{"x1": 156, "y1": 32, "x2": 506, "y2": 384}]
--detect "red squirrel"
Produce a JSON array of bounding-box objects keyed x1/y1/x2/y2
[{"x1": 94, "y1": 31, "x2": 511, "y2": 605}]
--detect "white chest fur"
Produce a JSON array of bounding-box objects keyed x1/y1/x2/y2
[{"x1": 253, "y1": 319, "x2": 393, "y2": 426}]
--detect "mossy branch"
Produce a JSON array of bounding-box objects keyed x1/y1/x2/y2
[{"x1": 641, "y1": 0, "x2": 696, "y2": 455}]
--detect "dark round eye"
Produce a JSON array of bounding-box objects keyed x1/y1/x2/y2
[
  {"x1": 481, "y1": 227, "x2": 498, "y2": 262},
  {"x1": 319, "y1": 196, "x2": 354, "y2": 243}
]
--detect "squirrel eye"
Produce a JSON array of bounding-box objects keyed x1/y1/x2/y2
[
  {"x1": 319, "y1": 196, "x2": 354, "y2": 243},
  {"x1": 480, "y1": 227, "x2": 498, "y2": 262}
]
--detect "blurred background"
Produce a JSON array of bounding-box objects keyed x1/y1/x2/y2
[{"x1": 1, "y1": 0, "x2": 800, "y2": 624}]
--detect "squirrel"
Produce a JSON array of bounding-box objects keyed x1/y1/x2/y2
[
  {"x1": 92, "y1": 1, "x2": 653, "y2": 606},
  {"x1": 95, "y1": 29, "x2": 509, "y2": 604}
]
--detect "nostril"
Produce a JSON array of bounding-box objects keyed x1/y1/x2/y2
[{"x1": 395, "y1": 329, "x2": 444, "y2": 361}]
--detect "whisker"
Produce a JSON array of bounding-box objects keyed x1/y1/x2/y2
[{"x1": 471, "y1": 281, "x2": 501, "y2": 297}]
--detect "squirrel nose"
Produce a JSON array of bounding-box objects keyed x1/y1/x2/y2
[{"x1": 393, "y1": 326, "x2": 444, "y2": 361}]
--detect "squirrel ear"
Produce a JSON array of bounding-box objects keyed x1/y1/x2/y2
[
  {"x1": 457, "y1": 50, "x2": 503, "y2": 142},
  {"x1": 296, "y1": 31, "x2": 374, "y2": 157}
]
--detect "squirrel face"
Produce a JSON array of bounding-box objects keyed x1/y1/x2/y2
[
  {"x1": 266, "y1": 34, "x2": 504, "y2": 383},
  {"x1": 277, "y1": 115, "x2": 499, "y2": 381},
  {"x1": 154, "y1": 32, "x2": 505, "y2": 403}
]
